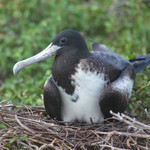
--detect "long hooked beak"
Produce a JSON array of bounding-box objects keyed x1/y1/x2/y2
[{"x1": 13, "y1": 43, "x2": 62, "y2": 75}]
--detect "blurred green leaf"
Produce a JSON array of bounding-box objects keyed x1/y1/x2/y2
[{"x1": 0, "y1": 0, "x2": 150, "y2": 120}]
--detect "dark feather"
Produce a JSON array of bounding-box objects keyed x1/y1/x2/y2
[{"x1": 92, "y1": 41, "x2": 150, "y2": 74}]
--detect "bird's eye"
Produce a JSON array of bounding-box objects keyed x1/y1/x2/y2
[{"x1": 59, "y1": 37, "x2": 67, "y2": 45}]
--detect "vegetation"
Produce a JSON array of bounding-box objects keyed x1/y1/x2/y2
[{"x1": 0, "y1": 0, "x2": 150, "y2": 119}]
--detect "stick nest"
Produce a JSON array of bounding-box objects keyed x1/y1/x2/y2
[{"x1": 0, "y1": 101, "x2": 150, "y2": 150}]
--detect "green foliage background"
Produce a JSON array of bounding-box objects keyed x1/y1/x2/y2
[{"x1": 0, "y1": 0, "x2": 150, "y2": 119}]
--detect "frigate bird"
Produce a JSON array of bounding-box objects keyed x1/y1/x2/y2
[{"x1": 13, "y1": 29, "x2": 150, "y2": 123}]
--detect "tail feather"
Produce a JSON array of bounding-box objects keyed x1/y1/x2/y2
[{"x1": 129, "y1": 54, "x2": 150, "y2": 74}]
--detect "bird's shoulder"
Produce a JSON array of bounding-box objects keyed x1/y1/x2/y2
[{"x1": 78, "y1": 51, "x2": 129, "y2": 82}]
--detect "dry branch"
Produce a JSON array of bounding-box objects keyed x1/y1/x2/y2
[{"x1": 0, "y1": 101, "x2": 150, "y2": 149}]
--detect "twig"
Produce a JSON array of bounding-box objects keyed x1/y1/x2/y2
[
  {"x1": 99, "y1": 144, "x2": 129, "y2": 150},
  {"x1": 16, "y1": 139, "x2": 33, "y2": 150},
  {"x1": 95, "y1": 131, "x2": 150, "y2": 139},
  {"x1": 39, "y1": 143, "x2": 58, "y2": 150},
  {"x1": 15, "y1": 114, "x2": 35, "y2": 134},
  {"x1": 0, "y1": 102, "x2": 150, "y2": 149},
  {"x1": 110, "y1": 111, "x2": 150, "y2": 130}
]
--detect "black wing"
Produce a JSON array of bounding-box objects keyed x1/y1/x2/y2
[
  {"x1": 92, "y1": 41, "x2": 150, "y2": 74},
  {"x1": 43, "y1": 75, "x2": 61, "y2": 120},
  {"x1": 92, "y1": 41, "x2": 121, "y2": 57},
  {"x1": 129, "y1": 54, "x2": 150, "y2": 74},
  {"x1": 91, "y1": 42, "x2": 136, "y2": 118}
]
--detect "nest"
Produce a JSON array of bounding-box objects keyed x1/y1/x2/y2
[{"x1": 0, "y1": 101, "x2": 150, "y2": 150}]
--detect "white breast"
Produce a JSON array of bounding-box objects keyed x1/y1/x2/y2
[
  {"x1": 57, "y1": 67, "x2": 107, "y2": 123},
  {"x1": 112, "y1": 75, "x2": 134, "y2": 98}
]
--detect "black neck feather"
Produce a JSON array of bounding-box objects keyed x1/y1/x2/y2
[{"x1": 52, "y1": 47, "x2": 90, "y2": 95}]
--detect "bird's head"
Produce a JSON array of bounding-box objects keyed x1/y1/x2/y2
[{"x1": 13, "y1": 29, "x2": 89, "y2": 75}]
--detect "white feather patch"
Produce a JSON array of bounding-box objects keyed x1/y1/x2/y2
[
  {"x1": 57, "y1": 66, "x2": 106, "y2": 123},
  {"x1": 112, "y1": 76, "x2": 134, "y2": 98}
]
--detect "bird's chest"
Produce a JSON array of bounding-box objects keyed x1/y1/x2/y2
[{"x1": 56, "y1": 68, "x2": 107, "y2": 123}]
